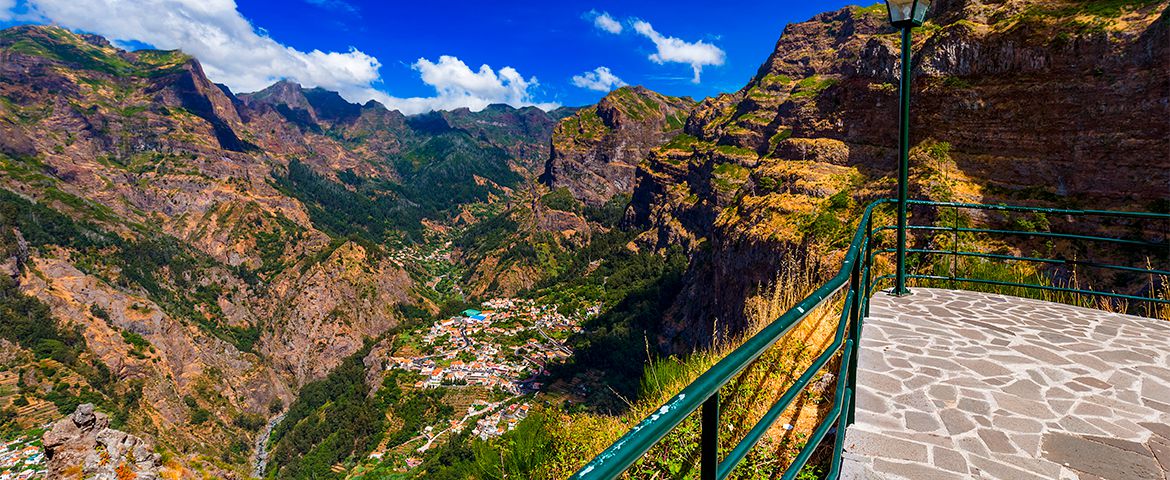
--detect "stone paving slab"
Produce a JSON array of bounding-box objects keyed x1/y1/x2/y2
[{"x1": 842, "y1": 288, "x2": 1170, "y2": 480}]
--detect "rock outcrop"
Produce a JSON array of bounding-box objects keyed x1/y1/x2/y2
[
  {"x1": 625, "y1": 0, "x2": 1170, "y2": 349},
  {"x1": 542, "y1": 86, "x2": 696, "y2": 206},
  {"x1": 43, "y1": 404, "x2": 162, "y2": 480}
]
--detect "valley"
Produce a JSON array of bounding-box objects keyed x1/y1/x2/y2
[{"x1": 0, "y1": 0, "x2": 1167, "y2": 479}]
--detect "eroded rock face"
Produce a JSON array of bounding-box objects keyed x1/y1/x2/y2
[
  {"x1": 1, "y1": 229, "x2": 27, "y2": 278},
  {"x1": 625, "y1": 1, "x2": 1170, "y2": 349},
  {"x1": 44, "y1": 404, "x2": 162, "y2": 480},
  {"x1": 542, "y1": 86, "x2": 696, "y2": 206},
  {"x1": 261, "y1": 241, "x2": 414, "y2": 385}
]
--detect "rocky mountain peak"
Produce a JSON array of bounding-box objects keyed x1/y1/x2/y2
[{"x1": 541, "y1": 86, "x2": 696, "y2": 206}]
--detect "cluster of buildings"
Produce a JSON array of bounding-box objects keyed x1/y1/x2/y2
[
  {"x1": 367, "y1": 297, "x2": 603, "y2": 468},
  {"x1": 0, "y1": 435, "x2": 45, "y2": 480},
  {"x1": 470, "y1": 402, "x2": 531, "y2": 440},
  {"x1": 389, "y1": 299, "x2": 590, "y2": 395}
]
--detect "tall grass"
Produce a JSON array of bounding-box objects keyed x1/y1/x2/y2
[{"x1": 541, "y1": 259, "x2": 845, "y2": 479}]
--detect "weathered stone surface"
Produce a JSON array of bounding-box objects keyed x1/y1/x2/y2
[
  {"x1": 843, "y1": 289, "x2": 1170, "y2": 479},
  {"x1": 44, "y1": 404, "x2": 162, "y2": 480},
  {"x1": 1042, "y1": 433, "x2": 1162, "y2": 480}
]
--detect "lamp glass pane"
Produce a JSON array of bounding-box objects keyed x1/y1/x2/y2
[
  {"x1": 913, "y1": 0, "x2": 932, "y2": 23},
  {"x1": 886, "y1": 0, "x2": 916, "y2": 23}
]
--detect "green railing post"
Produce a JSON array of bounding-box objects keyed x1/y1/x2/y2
[
  {"x1": 864, "y1": 214, "x2": 876, "y2": 317},
  {"x1": 950, "y1": 204, "x2": 959, "y2": 289},
  {"x1": 702, "y1": 393, "x2": 720, "y2": 480},
  {"x1": 894, "y1": 25, "x2": 913, "y2": 296},
  {"x1": 847, "y1": 253, "x2": 862, "y2": 426}
]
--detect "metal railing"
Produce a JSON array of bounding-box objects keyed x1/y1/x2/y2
[{"x1": 572, "y1": 198, "x2": 1169, "y2": 480}]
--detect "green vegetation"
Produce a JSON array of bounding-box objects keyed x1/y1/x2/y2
[
  {"x1": 115, "y1": 236, "x2": 260, "y2": 353},
  {"x1": 392, "y1": 128, "x2": 523, "y2": 217},
  {"x1": 267, "y1": 309, "x2": 441, "y2": 480},
  {"x1": 414, "y1": 411, "x2": 556, "y2": 479},
  {"x1": 1007, "y1": 0, "x2": 1164, "y2": 35},
  {"x1": 0, "y1": 276, "x2": 92, "y2": 377},
  {"x1": 713, "y1": 162, "x2": 752, "y2": 194},
  {"x1": 609, "y1": 86, "x2": 663, "y2": 122},
  {"x1": 942, "y1": 76, "x2": 973, "y2": 89},
  {"x1": 569, "y1": 108, "x2": 611, "y2": 142},
  {"x1": 0, "y1": 187, "x2": 116, "y2": 252},
  {"x1": 664, "y1": 111, "x2": 687, "y2": 131},
  {"x1": 715, "y1": 144, "x2": 758, "y2": 158},
  {"x1": 791, "y1": 76, "x2": 839, "y2": 99},
  {"x1": 267, "y1": 348, "x2": 388, "y2": 479},
  {"x1": 540, "y1": 187, "x2": 581, "y2": 213},
  {"x1": 798, "y1": 189, "x2": 858, "y2": 249},
  {"x1": 277, "y1": 126, "x2": 524, "y2": 245},
  {"x1": 0, "y1": 272, "x2": 135, "y2": 426},
  {"x1": 534, "y1": 227, "x2": 690, "y2": 405},
  {"x1": 583, "y1": 194, "x2": 631, "y2": 228},
  {"x1": 662, "y1": 133, "x2": 704, "y2": 151},
  {"x1": 852, "y1": 3, "x2": 886, "y2": 19},
  {"x1": 767, "y1": 128, "x2": 794, "y2": 157},
  {"x1": 120, "y1": 330, "x2": 152, "y2": 358},
  {"x1": 1021, "y1": 0, "x2": 1164, "y2": 20},
  {"x1": 273, "y1": 159, "x2": 419, "y2": 243},
  {"x1": 253, "y1": 213, "x2": 304, "y2": 278},
  {"x1": 760, "y1": 74, "x2": 794, "y2": 88},
  {"x1": 0, "y1": 26, "x2": 188, "y2": 77},
  {"x1": 384, "y1": 387, "x2": 451, "y2": 447}
]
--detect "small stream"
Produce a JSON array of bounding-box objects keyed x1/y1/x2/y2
[{"x1": 252, "y1": 413, "x2": 286, "y2": 478}]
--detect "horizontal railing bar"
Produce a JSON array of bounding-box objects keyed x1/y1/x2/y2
[
  {"x1": 872, "y1": 248, "x2": 1170, "y2": 276},
  {"x1": 572, "y1": 281, "x2": 846, "y2": 479},
  {"x1": 716, "y1": 291, "x2": 855, "y2": 480},
  {"x1": 872, "y1": 225, "x2": 1168, "y2": 248},
  {"x1": 570, "y1": 199, "x2": 893, "y2": 480},
  {"x1": 907, "y1": 199, "x2": 1170, "y2": 220},
  {"x1": 780, "y1": 340, "x2": 855, "y2": 480},
  {"x1": 903, "y1": 274, "x2": 1170, "y2": 305}
]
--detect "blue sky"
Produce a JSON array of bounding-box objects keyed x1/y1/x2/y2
[{"x1": 1, "y1": 0, "x2": 862, "y2": 113}]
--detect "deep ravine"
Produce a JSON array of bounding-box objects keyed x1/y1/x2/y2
[{"x1": 253, "y1": 413, "x2": 286, "y2": 478}]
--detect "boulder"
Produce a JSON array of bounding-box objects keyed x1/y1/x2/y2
[{"x1": 43, "y1": 404, "x2": 162, "y2": 480}]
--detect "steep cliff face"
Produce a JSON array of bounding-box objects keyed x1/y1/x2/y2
[
  {"x1": 261, "y1": 242, "x2": 413, "y2": 385},
  {"x1": 628, "y1": 0, "x2": 1170, "y2": 349},
  {"x1": 542, "y1": 86, "x2": 696, "y2": 206}
]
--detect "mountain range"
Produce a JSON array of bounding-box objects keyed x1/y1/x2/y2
[{"x1": 0, "y1": 0, "x2": 1167, "y2": 478}]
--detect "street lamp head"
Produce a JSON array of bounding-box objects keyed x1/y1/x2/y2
[{"x1": 885, "y1": 0, "x2": 931, "y2": 28}]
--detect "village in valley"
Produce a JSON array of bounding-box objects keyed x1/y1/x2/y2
[
  {"x1": 391, "y1": 297, "x2": 585, "y2": 394},
  {"x1": 366, "y1": 296, "x2": 598, "y2": 468},
  {"x1": 0, "y1": 432, "x2": 46, "y2": 480}
]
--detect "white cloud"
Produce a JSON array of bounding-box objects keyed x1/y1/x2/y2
[
  {"x1": 589, "y1": 10, "x2": 622, "y2": 34},
  {"x1": 2, "y1": 0, "x2": 554, "y2": 114},
  {"x1": 0, "y1": 0, "x2": 16, "y2": 20},
  {"x1": 368, "y1": 55, "x2": 558, "y2": 115},
  {"x1": 571, "y1": 66, "x2": 626, "y2": 92},
  {"x1": 632, "y1": 20, "x2": 725, "y2": 83}
]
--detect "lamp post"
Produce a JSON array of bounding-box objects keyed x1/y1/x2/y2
[{"x1": 885, "y1": 0, "x2": 930, "y2": 296}]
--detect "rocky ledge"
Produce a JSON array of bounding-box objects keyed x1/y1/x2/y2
[{"x1": 43, "y1": 404, "x2": 162, "y2": 480}]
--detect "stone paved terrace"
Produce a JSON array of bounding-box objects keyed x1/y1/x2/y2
[{"x1": 842, "y1": 288, "x2": 1170, "y2": 480}]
